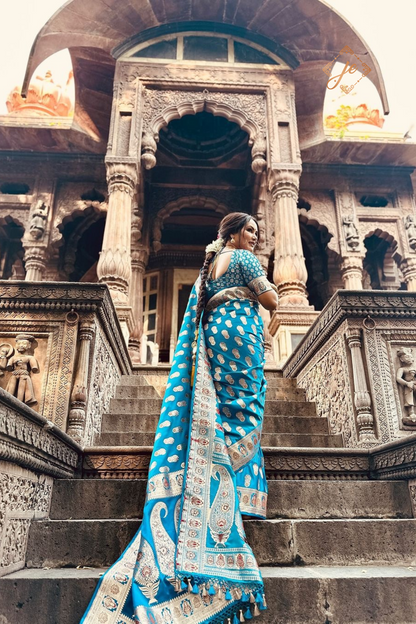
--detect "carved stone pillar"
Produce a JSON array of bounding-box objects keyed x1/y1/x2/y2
[
  {"x1": 97, "y1": 161, "x2": 137, "y2": 340},
  {"x1": 24, "y1": 246, "x2": 47, "y2": 281},
  {"x1": 400, "y1": 257, "x2": 416, "y2": 291},
  {"x1": 269, "y1": 168, "x2": 309, "y2": 307},
  {"x1": 341, "y1": 257, "x2": 364, "y2": 290},
  {"x1": 346, "y1": 328, "x2": 377, "y2": 444},
  {"x1": 129, "y1": 247, "x2": 148, "y2": 364},
  {"x1": 257, "y1": 251, "x2": 276, "y2": 363},
  {"x1": 67, "y1": 320, "x2": 95, "y2": 444}
]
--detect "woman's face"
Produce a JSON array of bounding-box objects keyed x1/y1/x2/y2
[{"x1": 234, "y1": 219, "x2": 258, "y2": 251}]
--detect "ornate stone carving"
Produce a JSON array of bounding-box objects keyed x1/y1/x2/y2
[
  {"x1": 342, "y1": 214, "x2": 360, "y2": 250},
  {"x1": 340, "y1": 256, "x2": 364, "y2": 290},
  {"x1": 269, "y1": 167, "x2": 310, "y2": 307},
  {"x1": 97, "y1": 162, "x2": 137, "y2": 307},
  {"x1": 84, "y1": 327, "x2": 121, "y2": 446},
  {"x1": 0, "y1": 392, "x2": 80, "y2": 478},
  {"x1": 396, "y1": 347, "x2": 416, "y2": 426},
  {"x1": 29, "y1": 201, "x2": 48, "y2": 240},
  {"x1": 23, "y1": 246, "x2": 47, "y2": 281},
  {"x1": 5, "y1": 334, "x2": 39, "y2": 406},
  {"x1": 404, "y1": 215, "x2": 416, "y2": 251},
  {"x1": 67, "y1": 320, "x2": 95, "y2": 443},
  {"x1": 346, "y1": 328, "x2": 377, "y2": 444},
  {"x1": 297, "y1": 331, "x2": 358, "y2": 447},
  {"x1": 0, "y1": 344, "x2": 13, "y2": 377},
  {"x1": 371, "y1": 437, "x2": 416, "y2": 479},
  {"x1": 0, "y1": 461, "x2": 53, "y2": 575},
  {"x1": 82, "y1": 446, "x2": 370, "y2": 481},
  {"x1": 400, "y1": 257, "x2": 416, "y2": 291},
  {"x1": 140, "y1": 88, "x2": 267, "y2": 174}
]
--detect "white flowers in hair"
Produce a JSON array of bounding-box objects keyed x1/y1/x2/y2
[{"x1": 205, "y1": 237, "x2": 225, "y2": 255}]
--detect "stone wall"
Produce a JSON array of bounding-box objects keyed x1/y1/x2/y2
[
  {"x1": 0, "y1": 282, "x2": 131, "y2": 446},
  {"x1": 284, "y1": 291, "x2": 416, "y2": 448},
  {"x1": 0, "y1": 389, "x2": 81, "y2": 577}
]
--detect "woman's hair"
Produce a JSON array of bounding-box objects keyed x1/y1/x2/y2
[{"x1": 194, "y1": 212, "x2": 259, "y2": 333}]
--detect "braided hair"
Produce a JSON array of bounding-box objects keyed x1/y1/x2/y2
[{"x1": 194, "y1": 212, "x2": 259, "y2": 332}]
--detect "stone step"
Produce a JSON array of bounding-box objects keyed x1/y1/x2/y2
[
  {"x1": 26, "y1": 518, "x2": 416, "y2": 569},
  {"x1": 106, "y1": 398, "x2": 316, "y2": 418},
  {"x1": 99, "y1": 414, "x2": 325, "y2": 435},
  {"x1": 262, "y1": 432, "x2": 343, "y2": 447},
  {"x1": 266, "y1": 387, "x2": 306, "y2": 401},
  {"x1": 115, "y1": 383, "x2": 306, "y2": 402},
  {"x1": 6, "y1": 565, "x2": 416, "y2": 624},
  {"x1": 263, "y1": 415, "x2": 327, "y2": 434},
  {"x1": 50, "y1": 479, "x2": 413, "y2": 521},
  {"x1": 115, "y1": 384, "x2": 161, "y2": 399},
  {"x1": 120, "y1": 371, "x2": 287, "y2": 387},
  {"x1": 95, "y1": 431, "x2": 341, "y2": 447}
]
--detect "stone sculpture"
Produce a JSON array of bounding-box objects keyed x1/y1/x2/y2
[
  {"x1": 6, "y1": 334, "x2": 39, "y2": 406},
  {"x1": 0, "y1": 343, "x2": 14, "y2": 376},
  {"x1": 404, "y1": 214, "x2": 416, "y2": 251},
  {"x1": 29, "y1": 201, "x2": 48, "y2": 240},
  {"x1": 342, "y1": 214, "x2": 360, "y2": 250},
  {"x1": 396, "y1": 347, "x2": 416, "y2": 426}
]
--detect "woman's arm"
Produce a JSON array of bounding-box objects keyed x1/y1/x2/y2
[{"x1": 258, "y1": 288, "x2": 279, "y2": 311}]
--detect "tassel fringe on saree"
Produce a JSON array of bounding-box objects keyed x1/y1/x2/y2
[{"x1": 81, "y1": 272, "x2": 269, "y2": 624}]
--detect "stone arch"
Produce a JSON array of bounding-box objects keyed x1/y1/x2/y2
[
  {"x1": 141, "y1": 91, "x2": 267, "y2": 174},
  {"x1": 52, "y1": 200, "x2": 107, "y2": 249},
  {"x1": 362, "y1": 227, "x2": 403, "y2": 290},
  {"x1": 0, "y1": 215, "x2": 25, "y2": 279},
  {"x1": 56, "y1": 204, "x2": 107, "y2": 279},
  {"x1": 152, "y1": 195, "x2": 229, "y2": 252},
  {"x1": 299, "y1": 218, "x2": 332, "y2": 310}
]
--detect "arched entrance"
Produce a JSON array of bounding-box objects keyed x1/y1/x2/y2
[{"x1": 143, "y1": 111, "x2": 254, "y2": 362}]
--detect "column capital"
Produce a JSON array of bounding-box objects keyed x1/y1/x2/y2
[
  {"x1": 346, "y1": 327, "x2": 362, "y2": 349},
  {"x1": 106, "y1": 161, "x2": 138, "y2": 196},
  {"x1": 131, "y1": 248, "x2": 148, "y2": 272},
  {"x1": 268, "y1": 166, "x2": 302, "y2": 200},
  {"x1": 340, "y1": 256, "x2": 364, "y2": 290},
  {"x1": 400, "y1": 257, "x2": 416, "y2": 292},
  {"x1": 23, "y1": 245, "x2": 48, "y2": 281}
]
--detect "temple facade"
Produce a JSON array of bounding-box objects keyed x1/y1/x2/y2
[
  {"x1": 1, "y1": 0, "x2": 415, "y2": 369},
  {"x1": 2, "y1": 2, "x2": 416, "y2": 622}
]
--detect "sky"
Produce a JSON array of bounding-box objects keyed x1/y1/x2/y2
[{"x1": 0, "y1": 0, "x2": 415, "y2": 137}]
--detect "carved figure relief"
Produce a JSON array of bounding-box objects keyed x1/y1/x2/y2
[
  {"x1": 5, "y1": 334, "x2": 39, "y2": 406},
  {"x1": 0, "y1": 343, "x2": 13, "y2": 376},
  {"x1": 342, "y1": 214, "x2": 360, "y2": 250},
  {"x1": 396, "y1": 347, "x2": 416, "y2": 426},
  {"x1": 404, "y1": 215, "x2": 416, "y2": 251},
  {"x1": 29, "y1": 201, "x2": 48, "y2": 240}
]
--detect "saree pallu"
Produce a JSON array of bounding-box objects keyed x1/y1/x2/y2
[{"x1": 81, "y1": 281, "x2": 267, "y2": 624}]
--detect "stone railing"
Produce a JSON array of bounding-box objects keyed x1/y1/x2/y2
[
  {"x1": 283, "y1": 291, "x2": 416, "y2": 448},
  {"x1": 0, "y1": 282, "x2": 132, "y2": 447},
  {"x1": 0, "y1": 388, "x2": 81, "y2": 577}
]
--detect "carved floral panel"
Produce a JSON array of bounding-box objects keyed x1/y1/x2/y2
[{"x1": 297, "y1": 330, "x2": 358, "y2": 447}]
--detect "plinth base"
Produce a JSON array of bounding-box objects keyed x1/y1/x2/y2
[{"x1": 268, "y1": 307, "x2": 319, "y2": 367}]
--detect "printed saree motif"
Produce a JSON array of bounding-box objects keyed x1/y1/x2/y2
[{"x1": 81, "y1": 275, "x2": 268, "y2": 624}]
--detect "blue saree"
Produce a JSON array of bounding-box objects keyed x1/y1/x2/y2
[{"x1": 81, "y1": 249, "x2": 272, "y2": 624}]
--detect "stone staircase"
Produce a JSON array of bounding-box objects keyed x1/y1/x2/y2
[
  {"x1": 95, "y1": 370, "x2": 343, "y2": 449},
  {"x1": 1, "y1": 370, "x2": 416, "y2": 623}
]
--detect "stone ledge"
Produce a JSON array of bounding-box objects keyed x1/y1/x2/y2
[
  {"x1": 370, "y1": 432, "x2": 416, "y2": 479},
  {"x1": 0, "y1": 389, "x2": 81, "y2": 479},
  {"x1": 82, "y1": 445, "x2": 371, "y2": 480},
  {"x1": 0, "y1": 281, "x2": 132, "y2": 376},
  {"x1": 283, "y1": 290, "x2": 416, "y2": 378}
]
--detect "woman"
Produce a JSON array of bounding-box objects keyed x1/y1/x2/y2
[{"x1": 81, "y1": 213, "x2": 278, "y2": 624}]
